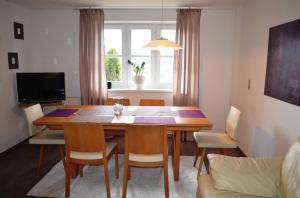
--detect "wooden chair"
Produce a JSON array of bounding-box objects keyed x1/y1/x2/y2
[
  {"x1": 23, "y1": 104, "x2": 65, "y2": 173},
  {"x1": 104, "y1": 97, "x2": 130, "y2": 139},
  {"x1": 139, "y1": 99, "x2": 165, "y2": 106},
  {"x1": 63, "y1": 123, "x2": 119, "y2": 198},
  {"x1": 193, "y1": 106, "x2": 241, "y2": 179},
  {"x1": 139, "y1": 99, "x2": 175, "y2": 154},
  {"x1": 105, "y1": 97, "x2": 130, "y2": 106},
  {"x1": 122, "y1": 125, "x2": 169, "y2": 198}
]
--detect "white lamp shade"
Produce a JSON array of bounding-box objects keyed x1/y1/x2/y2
[{"x1": 143, "y1": 37, "x2": 182, "y2": 51}]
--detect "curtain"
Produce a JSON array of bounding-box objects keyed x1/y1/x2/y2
[
  {"x1": 173, "y1": 9, "x2": 201, "y2": 107},
  {"x1": 79, "y1": 9, "x2": 107, "y2": 105}
]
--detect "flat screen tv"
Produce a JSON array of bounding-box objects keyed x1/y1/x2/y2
[{"x1": 17, "y1": 72, "x2": 66, "y2": 103}]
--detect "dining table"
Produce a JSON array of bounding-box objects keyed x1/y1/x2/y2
[{"x1": 33, "y1": 105, "x2": 212, "y2": 181}]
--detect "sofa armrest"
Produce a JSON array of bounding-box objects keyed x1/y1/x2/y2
[{"x1": 208, "y1": 154, "x2": 283, "y2": 198}]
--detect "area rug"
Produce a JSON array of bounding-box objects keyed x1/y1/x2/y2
[{"x1": 27, "y1": 156, "x2": 206, "y2": 198}]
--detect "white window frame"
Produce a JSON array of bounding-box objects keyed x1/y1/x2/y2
[{"x1": 104, "y1": 23, "x2": 175, "y2": 90}]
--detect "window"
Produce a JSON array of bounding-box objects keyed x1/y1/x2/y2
[
  {"x1": 104, "y1": 24, "x2": 176, "y2": 89},
  {"x1": 104, "y1": 29, "x2": 122, "y2": 82},
  {"x1": 160, "y1": 29, "x2": 176, "y2": 84},
  {"x1": 131, "y1": 29, "x2": 151, "y2": 84}
]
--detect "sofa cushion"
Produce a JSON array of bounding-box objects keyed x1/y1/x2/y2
[
  {"x1": 208, "y1": 154, "x2": 282, "y2": 198},
  {"x1": 197, "y1": 174, "x2": 262, "y2": 198},
  {"x1": 281, "y1": 137, "x2": 300, "y2": 198}
]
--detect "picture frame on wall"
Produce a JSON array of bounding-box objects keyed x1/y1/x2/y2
[
  {"x1": 14, "y1": 22, "x2": 24, "y2": 40},
  {"x1": 264, "y1": 18, "x2": 300, "y2": 106},
  {"x1": 8, "y1": 52, "x2": 19, "y2": 69}
]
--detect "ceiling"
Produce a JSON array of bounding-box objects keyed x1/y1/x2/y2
[{"x1": 7, "y1": 0, "x2": 245, "y2": 9}]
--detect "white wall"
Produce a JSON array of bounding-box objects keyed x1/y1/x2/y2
[
  {"x1": 0, "y1": 0, "x2": 32, "y2": 153},
  {"x1": 30, "y1": 8, "x2": 238, "y2": 133},
  {"x1": 104, "y1": 9, "x2": 176, "y2": 22},
  {"x1": 234, "y1": 0, "x2": 300, "y2": 157},
  {"x1": 29, "y1": 10, "x2": 80, "y2": 98},
  {"x1": 199, "y1": 9, "x2": 237, "y2": 131}
]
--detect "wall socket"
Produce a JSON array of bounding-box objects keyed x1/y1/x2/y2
[{"x1": 248, "y1": 79, "x2": 251, "y2": 90}]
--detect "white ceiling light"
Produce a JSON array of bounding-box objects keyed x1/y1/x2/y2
[{"x1": 143, "y1": 0, "x2": 182, "y2": 51}]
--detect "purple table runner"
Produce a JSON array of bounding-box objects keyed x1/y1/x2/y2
[
  {"x1": 46, "y1": 109, "x2": 78, "y2": 117},
  {"x1": 134, "y1": 116, "x2": 176, "y2": 124},
  {"x1": 178, "y1": 110, "x2": 206, "y2": 118}
]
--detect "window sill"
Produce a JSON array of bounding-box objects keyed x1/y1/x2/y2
[{"x1": 107, "y1": 89, "x2": 173, "y2": 93}]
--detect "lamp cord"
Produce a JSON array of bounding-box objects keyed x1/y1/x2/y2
[{"x1": 161, "y1": 0, "x2": 164, "y2": 34}]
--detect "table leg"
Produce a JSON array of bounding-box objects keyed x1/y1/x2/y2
[{"x1": 172, "y1": 131, "x2": 181, "y2": 181}]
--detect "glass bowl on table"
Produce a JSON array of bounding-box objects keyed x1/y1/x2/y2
[{"x1": 113, "y1": 103, "x2": 123, "y2": 116}]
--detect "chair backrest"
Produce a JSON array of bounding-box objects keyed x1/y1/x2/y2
[
  {"x1": 105, "y1": 97, "x2": 130, "y2": 106},
  {"x1": 23, "y1": 104, "x2": 46, "y2": 136},
  {"x1": 225, "y1": 106, "x2": 241, "y2": 140},
  {"x1": 281, "y1": 137, "x2": 300, "y2": 198},
  {"x1": 125, "y1": 125, "x2": 167, "y2": 155},
  {"x1": 139, "y1": 99, "x2": 165, "y2": 106},
  {"x1": 64, "y1": 123, "x2": 106, "y2": 154}
]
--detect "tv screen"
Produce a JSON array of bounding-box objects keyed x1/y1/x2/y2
[{"x1": 17, "y1": 72, "x2": 66, "y2": 103}]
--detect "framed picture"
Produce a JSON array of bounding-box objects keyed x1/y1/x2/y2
[
  {"x1": 264, "y1": 19, "x2": 300, "y2": 106},
  {"x1": 8, "y1": 52, "x2": 19, "y2": 69},
  {"x1": 14, "y1": 22, "x2": 24, "y2": 40}
]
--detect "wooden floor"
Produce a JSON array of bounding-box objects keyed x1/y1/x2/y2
[{"x1": 0, "y1": 135, "x2": 245, "y2": 198}]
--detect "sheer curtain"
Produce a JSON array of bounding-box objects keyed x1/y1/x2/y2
[
  {"x1": 79, "y1": 9, "x2": 107, "y2": 105},
  {"x1": 173, "y1": 9, "x2": 201, "y2": 107}
]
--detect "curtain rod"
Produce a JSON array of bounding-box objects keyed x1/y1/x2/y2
[{"x1": 73, "y1": 6, "x2": 236, "y2": 10}]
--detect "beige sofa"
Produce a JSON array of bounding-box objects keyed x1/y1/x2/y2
[{"x1": 197, "y1": 137, "x2": 300, "y2": 198}]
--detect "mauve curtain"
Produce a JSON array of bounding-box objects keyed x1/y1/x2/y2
[
  {"x1": 79, "y1": 9, "x2": 107, "y2": 105},
  {"x1": 173, "y1": 9, "x2": 201, "y2": 107}
]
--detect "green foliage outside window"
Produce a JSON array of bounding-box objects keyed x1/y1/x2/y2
[{"x1": 105, "y1": 48, "x2": 121, "y2": 81}]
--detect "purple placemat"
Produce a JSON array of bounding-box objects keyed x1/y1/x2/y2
[
  {"x1": 46, "y1": 109, "x2": 78, "y2": 117},
  {"x1": 178, "y1": 110, "x2": 206, "y2": 118},
  {"x1": 134, "y1": 116, "x2": 176, "y2": 124}
]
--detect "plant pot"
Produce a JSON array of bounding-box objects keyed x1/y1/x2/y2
[
  {"x1": 133, "y1": 75, "x2": 146, "y2": 90},
  {"x1": 107, "y1": 82, "x2": 112, "y2": 89}
]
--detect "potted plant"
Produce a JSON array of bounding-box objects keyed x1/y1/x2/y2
[{"x1": 128, "y1": 59, "x2": 146, "y2": 90}]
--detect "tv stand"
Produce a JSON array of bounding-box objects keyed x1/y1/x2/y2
[{"x1": 19, "y1": 101, "x2": 63, "y2": 108}]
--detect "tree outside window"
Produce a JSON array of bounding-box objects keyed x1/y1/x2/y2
[{"x1": 105, "y1": 48, "x2": 121, "y2": 81}]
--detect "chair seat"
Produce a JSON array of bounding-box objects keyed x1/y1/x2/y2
[
  {"x1": 193, "y1": 132, "x2": 237, "y2": 148},
  {"x1": 129, "y1": 153, "x2": 163, "y2": 163},
  {"x1": 197, "y1": 174, "x2": 261, "y2": 198},
  {"x1": 29, "y1": 129, "x2": 64, "y2": 145},
  {"x1": 70, "y1": 142, "x2": 117, "y2": 160}
]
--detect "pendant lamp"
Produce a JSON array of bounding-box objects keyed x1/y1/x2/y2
[{"x1": 143, "y1": 0, "x2": 182, "y2": 51}]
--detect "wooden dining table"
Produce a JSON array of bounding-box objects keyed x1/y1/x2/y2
[{"x1": 33, "y1": 105, "x2": 212, "y2": 181}]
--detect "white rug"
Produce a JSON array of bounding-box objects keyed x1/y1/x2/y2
[{"x1": 27, "y1": 156, "x2": 206, "y2": 198}]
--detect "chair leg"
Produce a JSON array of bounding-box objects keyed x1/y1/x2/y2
[
  {"x1": 115, "y1": 147, "x2": 119, "y2": 179},
  {"x1": 59, "y1": 145, "x2": 66, "y2": 173},
  {"x1": 79, "y1": 165, "x2": 84, "y2": 177},
  {"x1": 163, "y1": 160, "x2": 169, "y2": 198},
  {"x1": 128, "y1": 166, "x2": 131, "y2": 180},
  {"x1": 193, "y1": 149, "x2": 201, "y2": 167},
  {"x1": 103, "y1": 160, "x2": 111, "y2": 198},
  {"x1": 65, "y1": 162, "x2": 70, "y2": 197},
  {"x1": 181, "y1": 132, "x2": 187, "y2": 142},
  {"x1": 122, "y1": 160, "x2": 129, "y2": 198},
  {"x1": 197, "y1": 148, "x2": 206, "y2": 179},
  {"x1": 37, "y1": 145, "x2": 45, "y2": 173}
]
